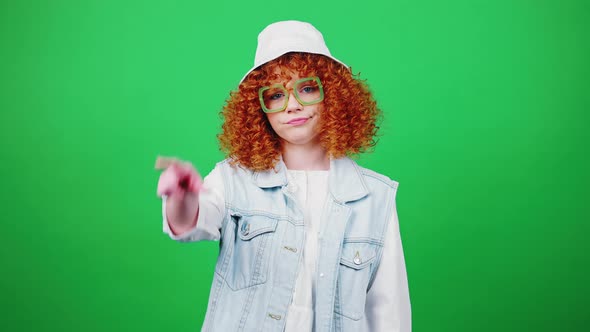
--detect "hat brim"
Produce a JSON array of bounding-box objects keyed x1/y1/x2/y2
[{"x1": 239, "y1": 51, "x2": 350, "y2": 84}]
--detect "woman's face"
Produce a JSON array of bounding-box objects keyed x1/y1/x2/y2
[{"x1": 264, "y1": 74, "x2": 324, "y2": 147}]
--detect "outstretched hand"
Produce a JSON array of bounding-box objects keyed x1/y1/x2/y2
[
  {"x1": 155, "y1": 156, "x2": 203, "y2": 233},
  {"x1": 155, "y1": 156, "x2": 203, "y2": 197}
]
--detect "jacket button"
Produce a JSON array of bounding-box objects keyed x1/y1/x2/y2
[
  {"x1": 353, "y1": 251, "x2": 362, "y2": 265},
  {"x1": 241, "y1": 222, "x2": 250, "y2": 236}
]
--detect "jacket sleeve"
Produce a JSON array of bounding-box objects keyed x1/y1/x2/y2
[
  {"x1": 364, "y1": 191, "x2": 412, "y2": 331},
  {"x1": 162, "y1": 165, "x2": 225, "y2": 242}
]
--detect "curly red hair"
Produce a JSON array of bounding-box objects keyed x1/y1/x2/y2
[{"x1": 218, "y1": 52, "x2": 381, "y2": 171}]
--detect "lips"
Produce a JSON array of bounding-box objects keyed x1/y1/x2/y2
[{"x1": 287, "y1": 117, "x2": 309, "y2": 125}]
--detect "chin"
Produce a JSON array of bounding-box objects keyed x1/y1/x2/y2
[{"x1": 282, "y1": 134, "x2": 319, "y2": 146}]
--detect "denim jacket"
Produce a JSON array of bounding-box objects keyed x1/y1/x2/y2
[{"x1": 197, "y1": 157, "x2": 400, "y2": 332}]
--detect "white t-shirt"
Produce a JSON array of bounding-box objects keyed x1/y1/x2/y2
[{"x1": 163, "y1": 167, "x2": 411, "y2": 331}]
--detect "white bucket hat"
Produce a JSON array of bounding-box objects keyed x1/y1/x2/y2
[{"x1": 240, "y1": 20, "x2": 350, "y2": 83}]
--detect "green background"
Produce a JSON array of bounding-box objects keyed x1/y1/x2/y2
[{"x1": 1, "y1": 0, "x2": 588, "y2": 331}]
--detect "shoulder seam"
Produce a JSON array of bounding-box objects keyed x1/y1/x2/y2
[{"x1": 358, "y1": 167, "x2": 398, "y2": 189}]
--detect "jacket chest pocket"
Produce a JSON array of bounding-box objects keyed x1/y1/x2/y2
[
  {"x1": 335, "y1": 241, "x2": 377, "y2": 321},
  {"x1": 218, "y1": 214, "x2": 278, "y2": 291}
]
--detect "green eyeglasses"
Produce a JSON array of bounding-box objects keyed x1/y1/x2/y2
[{"x1": 258, "y1": 76, "x2": 325, "y2": 113}]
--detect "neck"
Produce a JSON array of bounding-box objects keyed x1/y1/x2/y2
[{"x1": 281, "y1": 141, "x2": 330, "y2": 171}]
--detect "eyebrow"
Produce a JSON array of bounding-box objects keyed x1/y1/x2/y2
[
  {"x1": 266, "y1": 74, "x2": 291, "y2": 85},
  {"x1": 266, "y1": 74, "x2": 307, "y2": 88}
]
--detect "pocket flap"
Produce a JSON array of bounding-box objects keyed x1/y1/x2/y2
[
  {"x1": 340, "y1": 243, "x2": 377, "y2": 270},
  {"x1": 236, "y1": 215, "x2": 279, "y2": 241}
]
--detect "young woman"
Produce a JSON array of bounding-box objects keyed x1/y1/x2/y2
[{"x1": 156, "y1": 20, "x2": 411, "y2": 332}]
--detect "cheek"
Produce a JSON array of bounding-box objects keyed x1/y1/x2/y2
[
  {"x1": 314, "y1": 103, "x2": 324, "y2": 116},
  {"x1": 266, "y1": 113, "x2": 281, "y2": 131},
  {"x1": 312, "y1": 104, "x2": 324, "y2": 123}
]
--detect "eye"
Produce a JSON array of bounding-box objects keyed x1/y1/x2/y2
[
  {"x1": 269, "y1": 92, "x2": 284, "y2": 100},
  {"x1": 300, "y1": 85, "x2": 318, "y2": 94}
]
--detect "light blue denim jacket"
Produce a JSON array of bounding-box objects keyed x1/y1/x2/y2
[{"x1": 200, "y1": 157, "x2": 398, "y2": 332}]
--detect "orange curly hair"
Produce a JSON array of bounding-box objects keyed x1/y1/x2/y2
[{"x1": 218, "y1": 52, "x2": 381, "y2": 171}]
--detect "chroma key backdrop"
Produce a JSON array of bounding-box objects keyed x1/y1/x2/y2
[{"x1": 0, "y1": 1, "x2": 587, "y2": 331}]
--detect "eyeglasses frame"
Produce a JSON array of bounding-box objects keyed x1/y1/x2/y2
[{"x1": 258, "y1": 76, "x2": 325, "y2": 113}]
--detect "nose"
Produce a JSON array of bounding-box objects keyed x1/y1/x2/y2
[{"x1": 285, "y1": 91, "x2": 302, "y2": 113}]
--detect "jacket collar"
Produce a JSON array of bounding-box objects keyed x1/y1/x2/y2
[
  {"x1": 252, "y1": 158, "x2": 289, "y2": 189},
  {"x1": 252, "y1": 157, "x2": 369, "y2": 203}
]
